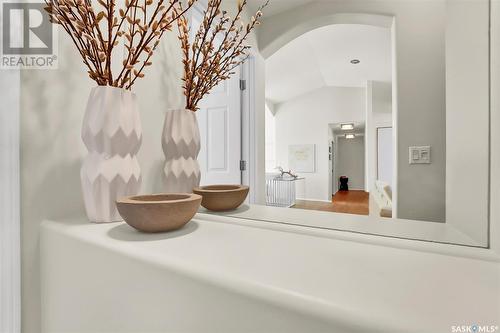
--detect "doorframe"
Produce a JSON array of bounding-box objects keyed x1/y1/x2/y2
[
  {"x1": 375, "y1": 125, "x2": 394, "y2": 183},
  {"x1": 0, "y1": 69, "x2": 21, "y2": 333},
  {"x1": 240, "y1": 56, "x2": 257, "y2": 203}
]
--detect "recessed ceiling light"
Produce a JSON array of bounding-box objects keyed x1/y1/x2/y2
[
  {"x1": 340, "y1": 123, "x2": 354, "y2": 130},
  {"x1": 345, "y1": 134, "x2": 355, "y2": 139},
  {"x1": 350, "y1": 59, "x2": 360, "y2": 64}
]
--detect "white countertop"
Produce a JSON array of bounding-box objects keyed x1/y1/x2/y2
[{"x1": 41, "y1": 213, "x2": 500, "y2": 333}]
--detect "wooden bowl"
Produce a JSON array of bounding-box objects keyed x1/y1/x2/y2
[
  {"x1": 193, "y1": 185, "x2": 249, "y2": 212},
  {"x1": 116, "y1": 193, "x2": 202, "y2": 233}
]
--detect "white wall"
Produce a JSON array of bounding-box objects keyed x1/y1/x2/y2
[
  {"x1": 274, "y1": 87, "x2": 365, "y2": 201},
  {"x1": 0, "y1": 69, "x2": 21, "y2": 333},
  {"x1": 19, "y1": 2, "x2": 264, "y2": 331},
  {"x1": 337, "y1": 136, "x2": 365, "y2": 190},
  {"x1": 265, "y1": 102, "x2": 276, "y2": 172},
  {"x1": 491, "y1": 0, "x2": 500, "y2": 253},
  {"x1": 445, "y1": 0, "x2": 489, "y2": 244},
  {"x1": 365, "y1": 81, "x2": 393, "y2": 193},
  {"x1": 20, "y1": 35, "x2": 183, "y2": 333},
  {"x1": 257, "y1": 0, "x2": 448, "y2": 222}
]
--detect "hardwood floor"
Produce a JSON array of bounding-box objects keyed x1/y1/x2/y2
[
  {"x1": 293, "y1": 190, "x2": 369, "y2": 216},
  {"x1": 331, "y1": 190, "x2": 369, "y2": 215}
]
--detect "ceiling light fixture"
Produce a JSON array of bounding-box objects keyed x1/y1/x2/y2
[
  {"x1": 350, "y1": 59, "x2": 360, "y2": 64},
  {"x1": 345, "y1": 134, "x2": 355, "y2": 139},
  {"x1": 340, "y1": 123, "x2": 354, "y2": 130}
]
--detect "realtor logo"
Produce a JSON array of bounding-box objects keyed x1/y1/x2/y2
[{"x1": 1, "y1": 1, "x2": 58, "y2": 69}]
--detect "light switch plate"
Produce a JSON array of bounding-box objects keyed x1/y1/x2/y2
[{"x1": 409, "y1": 146, "x2": 431, "y2": 164}]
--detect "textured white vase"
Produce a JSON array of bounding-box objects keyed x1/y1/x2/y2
[
  {"x1": 162, "y1": 109, "x2": 201, "y2": 193},
  {"x1": 81, "y1": 86, "x2": 142, "y2": 223}
]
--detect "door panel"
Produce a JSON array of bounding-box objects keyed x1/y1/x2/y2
[
  {"x1": 207, "y1": 107, "x2": 228, "y2": 171},
  {"x1": 197, "y1": 71, "x2": 241, "y2": 185}
]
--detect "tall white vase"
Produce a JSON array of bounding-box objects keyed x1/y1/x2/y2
[
  {"x1": 81, "y1": 86, "x2": 142, "y2": 223},
  {"x1": 162, "y1": 109, "x2": 201, "y2": 193}
]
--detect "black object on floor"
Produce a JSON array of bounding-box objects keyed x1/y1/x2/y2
[{"x1": 339, "y1": 176, "x2": 349, "y2": 191}]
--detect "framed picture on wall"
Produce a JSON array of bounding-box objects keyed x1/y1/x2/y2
[{"x1": 289, "y1": 144, "x2": 316, "y2": 173}]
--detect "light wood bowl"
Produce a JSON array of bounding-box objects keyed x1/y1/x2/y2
[
  {"x1": 116, "y1": 193, "x2": 202, "y2": 233},
  {"x1": 193, "y1": 185, "x2": 249, "y2": 212}
]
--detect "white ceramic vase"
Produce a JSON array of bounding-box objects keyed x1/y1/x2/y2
[
  {"x1": 80, "y1": 86, "x2": 142, "y2": 223},
  {"x1": 162, "y1": 109, "x2": 201, "y2": 193}
]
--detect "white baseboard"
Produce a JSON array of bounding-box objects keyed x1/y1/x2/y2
[
  {"x1": 333, "y1": 188, "x2": 366, "y2": 193},
  {"x1": 296, "y1": 198, "x2": 332, "y2": 203}
]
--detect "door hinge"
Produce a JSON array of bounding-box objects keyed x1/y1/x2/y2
[
  {"x1": 239, "y1": 79, "x2": 246, "y2": 91},
  {"x1": 240, "y1": 160, "x2": 247, "y2": 171}
]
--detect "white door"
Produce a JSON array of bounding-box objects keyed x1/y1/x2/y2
[{"x1": 197, "y1": 71, "x2": 242, "y2": 185}]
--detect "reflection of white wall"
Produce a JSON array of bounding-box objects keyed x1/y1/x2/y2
[
  {"x1": 265, "y1": 102, "x2": 276, "y2": 172},
  {"x1": 337, "y1": 136, "x2": 365, "y2": 190},
  {"x1": 274, "y1": 87, "x2": 365, "y2": 201}
]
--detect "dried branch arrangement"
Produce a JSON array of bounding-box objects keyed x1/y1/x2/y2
[
  {"x1": 44, "y1": 0, "x2": 195, "y2": 89},
  {"x1": 177, "y1": 0, "x2": 268, "y2": 111}
]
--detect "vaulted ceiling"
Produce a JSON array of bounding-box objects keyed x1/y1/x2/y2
[{"x1": 265, "y1": 24, "x2": 392, "y2": 104}]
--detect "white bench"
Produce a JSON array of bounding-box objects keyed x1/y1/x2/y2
[{"x1": 373, "y1": 180, "x2": 392, "y2": 218}]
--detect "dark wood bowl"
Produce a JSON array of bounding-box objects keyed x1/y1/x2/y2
[
  {"x1": 193, "y1": 185, "x2": 249, "y2": 212},
  {"x1": 116, "y1": 193, "x2": 202, "y2": 233}
]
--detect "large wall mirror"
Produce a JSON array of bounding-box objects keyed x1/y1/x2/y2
[{"x1": 201, "y1": 0, "x2": 491, "y2": 248}]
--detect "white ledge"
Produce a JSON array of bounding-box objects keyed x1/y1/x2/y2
[
  {"x1": 202, "y1": 204, "x2": 484, "y2": 247},
  {"x1": 40, "y1": 215, "x2": 499, "y2": 333}
]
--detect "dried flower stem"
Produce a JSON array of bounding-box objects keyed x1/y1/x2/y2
[
  {"x1": 177, "y1": 0, "x2": 268, "y2": 111},
  {"x1": 45, "y1": 0, "x2": 195, "y2": 90}
]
